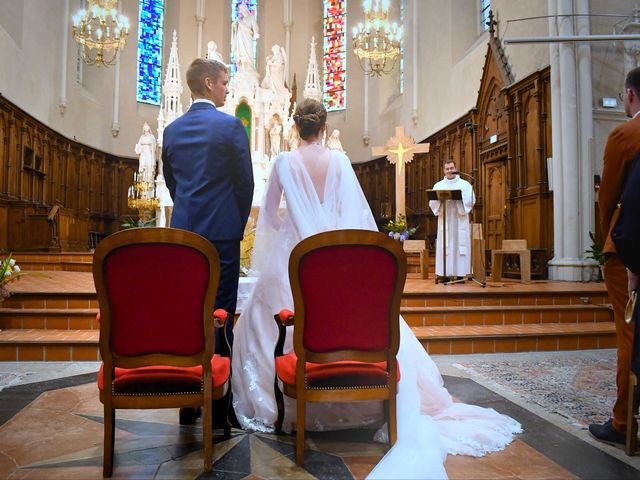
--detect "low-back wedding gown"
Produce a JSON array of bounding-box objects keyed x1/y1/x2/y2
[{"x1": 231, "y1": 146, "x2": 521, "y2": 479}]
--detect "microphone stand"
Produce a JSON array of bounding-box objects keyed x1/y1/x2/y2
[{"x1": 445, "y1": 172, "x2": 486, "y2": 288}]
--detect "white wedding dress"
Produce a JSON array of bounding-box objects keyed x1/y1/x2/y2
[{"x1": 231, "y1": 147, "x2": 521, "y2": 479}]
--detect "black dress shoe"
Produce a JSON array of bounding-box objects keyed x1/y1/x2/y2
[
  {"x1": 179, "y1": 407, "x2": 202, "y2": 425},
  {"x1": 588, "y1": 419, "x2": 625, "y2": 446}
]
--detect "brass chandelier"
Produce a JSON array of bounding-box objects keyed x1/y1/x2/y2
[
  {"x1": 72, "y1": 0, "x2": 130, "y2": 67},
  {"x1": 352, "y1": 0, "x2": 403, "y2": 76}
]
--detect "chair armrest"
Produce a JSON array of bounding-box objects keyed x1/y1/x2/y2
[
  {"x1": 273, "y1": 309, "x2": 294, "y2": 358},
  {"x1": 275, "y1": 309, "x2": 295, "y2": 326},
  {"x1": 213, "y1": 309, "x2": 228, "y2": 328}
]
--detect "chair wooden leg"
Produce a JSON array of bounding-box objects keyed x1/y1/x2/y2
[
  {"x1": 203, "y1": 387, "x2": 213, "y2": 471},
  {"x1": 274, "y1": 377, "x2": 285, "y2": 433},
  {"x1": 295, "y1": 398, "x2": 306, "y2": 466},
  {"x1": 103, "y1": 405, "x2": 115, "y2": 477},
  {"x1": 388, "y1": 390, "x2": 397, "y2": 447},
  {"x1": 627, "y1": 372, "x2": 638, "y2": 456}
]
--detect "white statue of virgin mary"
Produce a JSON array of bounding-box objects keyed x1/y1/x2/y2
[{"x1": 231, "y1": 4, "x2": 259, "y2": 71}]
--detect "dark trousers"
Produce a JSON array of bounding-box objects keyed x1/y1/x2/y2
[{"x1": 211, "y1": 239, "x2": 240, "y2": 357}]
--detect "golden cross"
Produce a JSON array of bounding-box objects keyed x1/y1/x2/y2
[{"x1": 372, "y1": 126, "x2": 430, "y2": 219}]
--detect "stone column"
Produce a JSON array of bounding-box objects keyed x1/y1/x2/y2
[
  {"x1": 283, "y1": 0, "x2": 293, "y2": 85},
  {"x1": 112, "y1": 0, "x2": 122, "y2": 137},
  {"x1": 576, "y1": 0, "x2": 597, "y2": 279},
  {"x1": 411, "y1": 0, "x2": 418, "y2": 125},
  {"x1": 363, "y1": 73, "x2": 370, "y2": 145},
  {"x1": 547, "y1": 0, "x2": 594, "y2": 280},
  {"x1": 195, "y1": 0, "x2": 205, "y2": 58},
  {"x1": 59, "y1": 0, "x2": 70, "y2": 115}
]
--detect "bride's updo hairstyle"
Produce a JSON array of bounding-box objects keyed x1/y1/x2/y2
[{"x1": 293, "y1": 99, "x2": 327, "y2": 140}]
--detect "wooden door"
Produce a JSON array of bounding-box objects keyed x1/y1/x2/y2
[{"x1": 484, "y1": 160, "x2": 506, "y2": 250}]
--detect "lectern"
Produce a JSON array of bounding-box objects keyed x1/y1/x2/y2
[{"x1": 427, "y1": 189, "x2": 462, "y2": 283}]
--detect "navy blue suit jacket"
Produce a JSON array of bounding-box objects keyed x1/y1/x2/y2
[{"x1": 162, "y1": 102, "x2": 254, "y2": 242}]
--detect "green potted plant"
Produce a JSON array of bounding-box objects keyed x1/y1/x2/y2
[{"x1": 585, "y1": 231, "x2": 606, "y2": 280}]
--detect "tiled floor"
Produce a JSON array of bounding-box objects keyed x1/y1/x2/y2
[{"x1": 1, "y1": 352, "x2": 639, "y2": 479}]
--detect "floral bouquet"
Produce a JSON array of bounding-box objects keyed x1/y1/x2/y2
[
  {"x1": 0, "y1": 254, "x2": 46, "y2": 300},
  {"x1": 384, "y1": 214, "x2": 417, "y2": 242}
]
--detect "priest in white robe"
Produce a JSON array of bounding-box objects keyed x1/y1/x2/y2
[{"x1": 429, "y1": 160, "x2": 476, "y2": 278}]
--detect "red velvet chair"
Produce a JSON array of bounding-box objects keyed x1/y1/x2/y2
[
  {"x1": 273, "y1": 229, "x2": 406, "y2": 465},
  {"x1": 93, "y1": 228, "x2": 231, "y2": 477}
]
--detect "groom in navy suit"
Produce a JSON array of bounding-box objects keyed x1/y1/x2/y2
[{"x1": 162, "y1": 58, "x2": 254, "y2": 357}]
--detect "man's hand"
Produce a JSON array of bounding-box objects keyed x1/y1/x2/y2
[{"x1": 628, "y1": 269, "x2": 639, "y2": 297}]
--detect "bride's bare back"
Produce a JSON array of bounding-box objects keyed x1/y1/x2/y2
[{"x1": 293, "y1": 144, "x2": 333, "y2": 203}]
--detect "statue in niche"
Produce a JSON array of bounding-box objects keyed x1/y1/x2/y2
[
  {"x1": 206, "y1": 40, "x2": 225, "y2": 64},
  {"x1": 261, "y1": 45, "x2": 287, "y2": 92},
  {"x1": 134, "y1": 122, "x2": 157, "y2": 185},
  {"x1": 268, "y1": 117, "x2": 283, "y2": 158},
  {"x1": 326, "y1": 129, "x2": 345, "y2": 152},
  {"x1": 231, "y1": 3, "x2": 259, "y2": 71},
  {"x1": 287, "y1": 125, "x2": 300, "y2": 151}
]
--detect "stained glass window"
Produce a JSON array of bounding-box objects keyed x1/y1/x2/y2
[
  {"x1": 323, "y1": 0, "x2": 347, "y2": 111},
  {"x1": 230, "y1": 0, "x2": 258, "y2": 77},
  {"x1": 480, "y1": 0, "x2": 490, "y2": 32},
  {"x1": 136, "y1": 0, "x2": 165, "y2": 105}
]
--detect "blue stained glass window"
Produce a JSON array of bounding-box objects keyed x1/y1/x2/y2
[
  {"x1": 230, "y1": 0, "x2": 259, "y2": 77},
  {"x1": 480, "y1": 0, "x2": 490, "y2": 32},
  {"x1": 323, "y1": 0, "x2": 347, "y2": 111},
  {"x1": 136, "y1": 0, "x2": 165, "y2": 105}
]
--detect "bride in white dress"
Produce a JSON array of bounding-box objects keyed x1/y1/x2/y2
[{"x1": 231, "y1": 99, "x2": 521, "y2": 479}]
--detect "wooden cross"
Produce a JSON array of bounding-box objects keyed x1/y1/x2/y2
[{"x1": 372, "y1": 126, "x2": 430, "y2": 219}]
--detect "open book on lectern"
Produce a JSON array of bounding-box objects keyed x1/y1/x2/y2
[{"x1": 426, "y1": 189, "x2": 463, "y2": 201}]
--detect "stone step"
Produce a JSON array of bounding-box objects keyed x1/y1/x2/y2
[
  {"x1": 1, "y1": 294, "x2": 98, "y2": 310},
  {"x1": 12, "y1": 253, "x2": 94, "y2": 272},
  {"x1": 401, "y1": 292, "x2": 609, "y2": 307},
  {"x1": 0, "y1": 322, "x2": 616, "y2": 361},
  {"x1": 0, "y1": 308, "x2": 99, "y2": 330},
  {"x1": 0, "y1": 329, "x2": 100, "y2": 361},
  {"x1": 401, "y1": 303, "x2": 613, "y2": 327},
  {"x1": 414, "y1": 322, "x2": 617, "y2": 354}
]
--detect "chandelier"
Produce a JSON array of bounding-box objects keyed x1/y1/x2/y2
[
  {"x1": 72, "y1": 0, "x2": 130, "y2": 67},
  {"x1": 352, "y1": 0, "x2": 403, "y2": 76}
]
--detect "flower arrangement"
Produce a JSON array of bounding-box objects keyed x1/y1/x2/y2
[
  {"x1": 385, "y1": 214, "x2": 417, "y2": 242},
  {"x1": 0, "y1": 254, "x2": 47, "y2": 300}
]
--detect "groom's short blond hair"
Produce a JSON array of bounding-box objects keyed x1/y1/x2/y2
[{"x1": 186, "y1": 58, "x2": 228, "y2": 97}]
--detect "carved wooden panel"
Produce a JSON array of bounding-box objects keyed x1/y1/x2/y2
[
  {"x1": 0, "y1": 95, "x2": 137, "y2": 252},
  {"x1": 484, "y1": 161, "x2": 506, "y2": 249}
]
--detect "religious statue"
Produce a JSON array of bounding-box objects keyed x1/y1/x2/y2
[
  {"x1": 134, "y1": 123, "x2": 157, "y2": 186},
  {"x1": 261, "y1": 44, "x2": 287, "y2": 92},
  {"x1": 327, "y1": 129, "x2": 344, "y2": 152},
  {"x1": 268, "y1": 119, "x2": 283, "y2": 158},
  {"x1": 206, "y1": 40, "x2": 225, "y2": 64},
  {"x1": 287, "y1": 125, "x2": 300, "y2": 151},
  {"x1": 231, "y1": 3, "x2": 259, "y2": 71}
]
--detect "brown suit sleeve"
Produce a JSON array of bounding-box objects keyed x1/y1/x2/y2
[{"x1": 599, "y1": 126, "x2": 627, "y2": 249}]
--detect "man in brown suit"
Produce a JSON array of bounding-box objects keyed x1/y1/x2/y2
[{"x1": 589, "y1": 66, "x2": 640, "y2": 445}]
